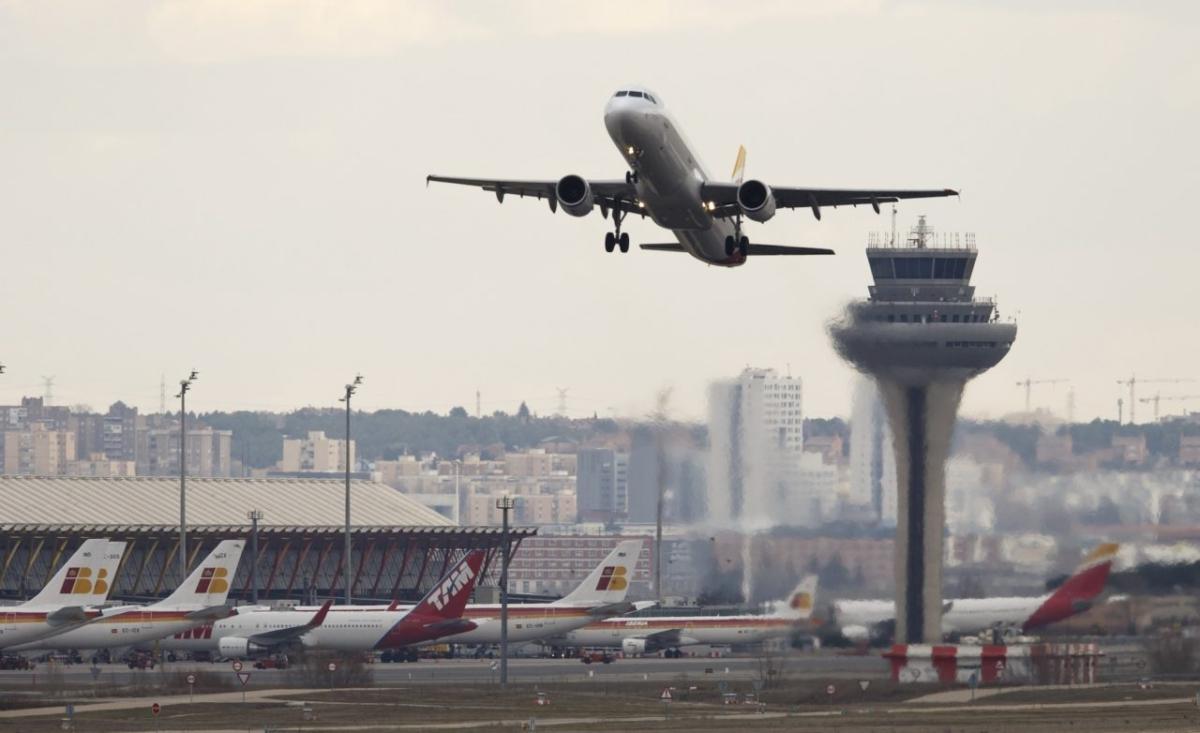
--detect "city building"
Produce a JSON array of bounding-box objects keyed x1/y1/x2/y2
[
  {"x1": 848, "y1": 378, "x2": 897, "y2": 523},
  {"x1": 279, "y1": 430, "x2": 354, "y2": 474},
  {"x1": 506, "y1": 535, "x2": 651, "y2": 597},
  {"x1": 576, "y1": 448, "x2": 628, "y2": 523},
  {"x1": 137, "y1": 421, "x2": 233, "y2": 477},
  {"x1": 1, "y1": 424, "x2": 76, "y2": 475},
  {"x1": 707, "y1": 367, "x2": 805, "y2": 528}
]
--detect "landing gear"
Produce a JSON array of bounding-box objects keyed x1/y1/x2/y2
[
  {"x1": 605, "y1": 203, "x2": 630, "y2": 254},
  {"x1": 723, "y1": 215, "x2": 749, "y2": 257}
]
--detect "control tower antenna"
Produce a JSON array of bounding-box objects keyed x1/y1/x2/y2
[
  {"x1": 830, "y1": 215, "x2": 1016, "y2": 644},
  {"x1": 890, "y1": 205, "x2": 898, "y2": 246}
]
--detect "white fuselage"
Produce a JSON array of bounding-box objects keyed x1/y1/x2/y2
[
  {"x1": 290, "y1": 603, "x2": 603, "y2": 646},
  {"x1": 549, "y1": 615, "x2": 797, "y2": 650},
  {"x1": 161, "y1": 608, "x2": 397, "y2": 654},
  {"x1": 603, "y1": 96, "x2": 740, "y2": 266},
  {"x1": 0, "y1": 610, "x2": 92, "y2": 650},
  {"x1": 836, "y1": 596, "x2": 1048, "y2": 637},
  {"x1": 8, "y1": 606, "x2": 211, "y2": 652}
]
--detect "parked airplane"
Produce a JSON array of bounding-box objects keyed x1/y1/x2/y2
[
  {"x1": 9, "y1": 540, "x2": 244, "y2": 653},
  {"x1": 835, "y1": 543, "x2": 1120, "y2": 643},
  {"x1": 543, "y1": 576, "x2": 818, "y2": 656},
  {"x1": 0, "y1": 539, "x2": 126, "y2": 650},
  {"x1": 428, "y1": 86, "x2": 956, "y2": 267},
  {"x1": 383, "y1": 539, "x2": 644, "y2": 647},
  {"x1": 162, "y1": 550, "x2": 485, "y2": 657}
]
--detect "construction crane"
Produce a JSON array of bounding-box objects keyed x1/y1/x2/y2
[
  {"x1": 1015, "y1": 378, "x2": 1067, "y2": 412},
  {"x1": 1138, "y1": 394, "x2": 1200, "y2": 422},
  {"x1": 1116, "y1": 375, "x2": 1197, "y2": 424}
]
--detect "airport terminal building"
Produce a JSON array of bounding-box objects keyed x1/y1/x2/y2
[{"x1": 0, "y1": 476, "x2": 533, "y2": 604}]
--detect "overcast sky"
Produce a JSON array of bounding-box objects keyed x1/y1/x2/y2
[{"x1": 1, "y1": 1, "x2": 1197, "y2": 423}]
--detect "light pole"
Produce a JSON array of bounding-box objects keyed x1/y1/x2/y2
[
  {"x1": 176, "y1": 369, "x2": 198, "y2": 580},
  {"x1": 247, "y1": 509, "x2": 263, "y2": 603},
  {"x1": 495, "y1": 494, "x2": 515, "y2": 687},
  {"x1": 339, "y1": 374, "x2": 362, "y2": 605}
]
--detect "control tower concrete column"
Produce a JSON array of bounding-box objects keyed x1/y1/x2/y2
[{"x1": 830, "y1": 217, "x2": 1016, "y2": 643}]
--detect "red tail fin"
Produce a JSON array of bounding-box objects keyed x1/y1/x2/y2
[
  {"x1": 409, "y1": 550, "x2": 485, "y2": 621},
  {"x1": 1023, "y1": 543, "x2": 1118, "y2": 631}
]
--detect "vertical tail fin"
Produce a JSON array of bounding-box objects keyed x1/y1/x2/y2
[
  {"x1": 408, "y1": 550, "x2": 486, "y2": 621},
  {"x1": 1023, "y1": 543, "x2": 1119, "y2": 631},
  {"x1": 773, "y1": 575, "x2": 819, "y2": 620},
  {"x1": 26, "y1": 539, "x2": 125, "y2": 609},
  {"x1": 155, "y1": 540, "x2": 245, "y2": 610},
  {"x1": 555, "y1": 540, "x2": 644, "y2": 606},
  {"x1": 731, "y1": 145, "x2": 747, "y2": 184}
]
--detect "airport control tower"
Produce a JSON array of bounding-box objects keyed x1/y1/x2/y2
[{"x1": 830, "y1": 216, "x2": 1016, "y2": 643}]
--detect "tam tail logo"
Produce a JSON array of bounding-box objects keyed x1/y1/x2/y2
[
  {"x1": 429, "y1": 562, "x2": 476, "y2": 611},
  {"x1": 596, "y1": 566, "x2": 627, "y2": 592}
]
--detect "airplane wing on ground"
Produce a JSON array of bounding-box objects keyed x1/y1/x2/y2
[
  {"x1": 246, "y1": 600, "x2": 332, "y2": 647},
  {"x1": 700, "y1": 182, "x2": 958, "y2": 220},
  {"x1": 426, "y1": 176, "x2": 641, "y2": 216}
]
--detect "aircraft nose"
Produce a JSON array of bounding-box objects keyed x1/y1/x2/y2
[{"x1": 604, "y1": 101, "x2": 638, "y2": 141}]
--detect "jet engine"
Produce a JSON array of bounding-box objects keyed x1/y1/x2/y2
[
  {"x1": 841, "y1": 625, "x2": 870, "y2": 642},
  {"x1": 555, "y1": 175, "x2": 594, "y2": 217},
  {"x1": 736, "y1": 179, "x2": 776, "y2": 222},
  {"x1": 217, "y1": 636, "x2": 267, "y2": 658},
  {"x1": 621, "y1": 637, "x2": 649, "y2": 656}
]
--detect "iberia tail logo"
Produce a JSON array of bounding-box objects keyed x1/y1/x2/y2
[
  {"x1": 196, "y1": 567, "x2": 229, "y2": 594},
  {"x1": 596, "y1": 566, "x2": 627, "y2": 591},
  {"x1": 790, "y1": 591, "x2": 813, "y2": 612},
  {"x1": 61, "y1": 567, "x2": 108, "y2": 594}
]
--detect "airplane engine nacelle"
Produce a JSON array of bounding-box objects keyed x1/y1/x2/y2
[
  {"x1": 621, "y1": 638, "x2": 648, "y2": 656},
  {"x1": 217, "y1": 636, "x2": 266, "y2": 658},
  {"x1": 736, "y1": 179, "x2": 776, "y2": 223},
  {"x1": 556, "y1": 175, "x2": 594, "y2": 217}
]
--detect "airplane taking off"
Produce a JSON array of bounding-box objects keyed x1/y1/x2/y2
[
  {"x1": 428, "y1": 86, "x2": 957, "y2": 267},
  {"x1": 9, "y1": 540, "x2": 244, "y2": 653},
  {"x1": 835, "y1": 543, "x2": 1119, "y2": 644},
  {"x1": 543, "y1": 576, "x2": 818, "y2": 656},
  {"x1": 0, "y1": 539, "x2": 126, "y2": 650}
]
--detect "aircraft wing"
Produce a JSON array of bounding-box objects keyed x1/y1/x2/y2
[
  {"x1": 700, "y1": 182, "x2": 958, "y2": 220},
  {"x1": 246, "y1": 600, "x2": 332, "y2": 647},
  {"x1": 426, "y1": 176, "x2": 641, "y2": 215}
]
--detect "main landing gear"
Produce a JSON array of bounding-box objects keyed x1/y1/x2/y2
[
  {"x1": 723, "y1": 215, "x2": 749, "y2": 257},
  {"x1": 605, "y1": 203, "x2": 630, "y2": 253}
]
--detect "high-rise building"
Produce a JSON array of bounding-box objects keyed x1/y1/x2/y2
[
  {"x1": 576, "y1": 448, "x2": 628, "y2": 523},
  {"x1": 707, "y1": 368, "x2": 806, "y2": 528},
  {"x1": 278, "y1": 431, "x2": 354, "y2": 474},
  {"x1": 137, "y1": 419, "x2": 233, "y2": 477},
  {"x1": 830, "y1": 216, "x2": 1016, "y2": 643},
  {"x1": 1, "y1": 424, "x2": 76, "y2": 475},
  {"x1": 849, "y1": 379, "x2": 897, "y2": 523}
]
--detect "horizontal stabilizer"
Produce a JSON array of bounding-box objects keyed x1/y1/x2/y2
[
  {"x1": 639, "y1": 243, "x2": 686, "y2": 252},
  {"x1": 745, "y1": 243, "x2": 835, "y2": 256}
]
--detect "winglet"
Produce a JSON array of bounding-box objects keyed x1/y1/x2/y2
[
  {"x1": 731, "y1": 145, "x2": 747, "y2": 184},
  {"x1": 386, "y1": 598, "x2": 401, "y2": 612}
]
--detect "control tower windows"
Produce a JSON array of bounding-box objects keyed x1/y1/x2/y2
[{"x1": 870, "y1": 256, "x2": 969, "y2": 280}]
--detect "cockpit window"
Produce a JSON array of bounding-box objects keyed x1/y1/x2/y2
[
  {"x1": 628, "y1": 91, "x2": 644, "y2": 98},
  {"x1": 645, "y1": 94, "x2": 657, "y2": 104},
  {"x1": 615, "y1": 91, "x2": 628, "y2": 97}
]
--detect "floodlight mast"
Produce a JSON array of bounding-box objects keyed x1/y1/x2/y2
[
  {"x1": 339, "y1": 374, "x2": 363, "y2": 605},
  {"x1": 176, "y1": 369, "x2": 198, "y2": 580}
]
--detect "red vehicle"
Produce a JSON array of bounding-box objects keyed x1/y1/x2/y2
[
  {"x1": 580, "y1": 651, "x2": 615, "y2": 665},
  {"x1": 254, "y1": 655, "x2": 289, "y2": 670}
]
